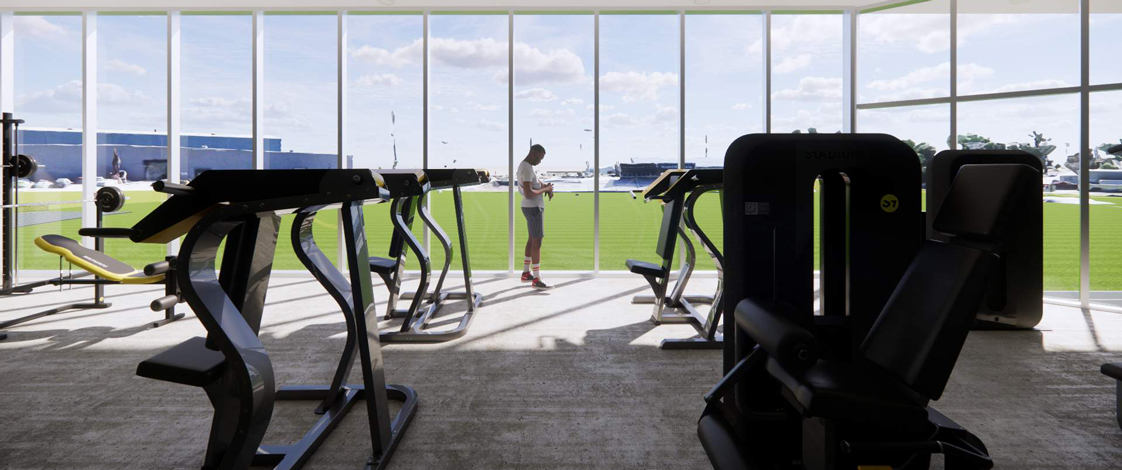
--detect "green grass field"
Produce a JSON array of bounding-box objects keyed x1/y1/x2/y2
[{"x1": 11, "y1": 188, "x2": 1122, "y2": 291}]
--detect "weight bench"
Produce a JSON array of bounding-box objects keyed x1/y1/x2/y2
[
  {"x1": 0, "y1": 233, "x2": 184, "y2": 337},
  {"x1": 1101, "y1": 363, "x2": 1122, "y2": 430}
]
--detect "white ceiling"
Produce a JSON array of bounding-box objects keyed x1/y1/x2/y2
[{"x1": 0, "y1": 0, "x2": 1102, "y2": 13}]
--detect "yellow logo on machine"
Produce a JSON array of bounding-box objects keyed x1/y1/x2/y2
[{"x1": 880, "y1": 194, "x2": 899, "y2": 213}]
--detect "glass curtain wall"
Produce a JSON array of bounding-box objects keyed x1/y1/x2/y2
[
  {"x1": 1089, "y1": 1, "x2": 1122, "y2": 296},
  {"x1": 428, "y1": 12, "x2": 509, "y2": 271},
  {"x1": 347, "y1": 12, "x2": 425, "y2": 270},
  {"x1": 96, "y1": 13, "x2": 168, "y2": 266},
  {"x1": 684, "y1": 12, "x2": 764, "y2": 271},
  {"x1": 770, "y1": 12, "x2": 843, "y2": 134},
  {"x1": 263, "y1": 12, "x2": 338, "y2": 269},
  {"x1": 598, "y1": 12, "x2": 679, "y2": 272},
  {"x1": 512, "y1": 13, "x2": 594, "y2": 271},
  {"x1": 12, "y1": 13, "x2": 83, "y2": 274}
]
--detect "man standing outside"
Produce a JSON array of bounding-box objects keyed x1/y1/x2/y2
[{"x1": 518, "y1": 144, "x2": 553, "y2": 289}]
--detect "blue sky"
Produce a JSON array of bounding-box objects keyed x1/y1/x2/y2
[{"x1": 8, "y1": 8, "x2": 1122, "y2": 177}]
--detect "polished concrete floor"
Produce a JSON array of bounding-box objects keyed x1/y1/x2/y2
[{"x1": 1, "y1": 275, "x2": 1121, "y2": 469}]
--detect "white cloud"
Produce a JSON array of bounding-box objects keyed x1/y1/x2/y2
[
  {"x1": 354, "y1": 38, "x2": 586, "y2": 87},
  {"x1": 586, "y1": 103, "x2": 615, "y2": 112},
  {"x1": 20, "y1": 80, "x2": 151, "y2": 110},
  {"x1": 514, "y1": 87, "x2": 558, "y2": 101},
  {"x1": 356, "y1": 73, "x2": 403, "y2": 87},
  {"x1": 732, "y1": 103, "x2": 752, "y2": 111},
  {"x1": 599, "y1": 71, "x2": 678, "y2": 102},
  {"x1": 105, "y1": 59, "x2": 146, "y2": 76},
  {"x1": 603, "y1": 112, "x2": 640, "y2": 127},
  {"x1": 351, "y1": 41, "x2": 422, "y2": 68},
  {"x1": 772, "y1": 77, "x2": 843, "y2": 102},
  {"x1": 860, "y1": 14, "x2": 950, "y2": 54},
  {"x1": 774, "y1": 54, "x2": 812, "y2": 74},
  {"x1": 503, "y1": 43, "x2": 586, "y2": 86},
  {"x1": 989, "y1": 79, "x2": 1072, "y2": 94},
  {"x1": 468, "y1": 102, "x2": 499, "y2": 111},
  {"x1": 561, "y1": 98, "x2": 584, "y2": 107},
  {"x1": 15, "y1": 17, "x2": 68, "y2": 39},
  {"x1": 470, "y1": 119, "x2": 505, "y2": 132},
  {"x1": 529, "y1": 108, "x2": 576, "y2": 118},
  {"x1": 748, "y1": 16, "x2": 841, "y2": 55},
  {"x1": 528, "y1": 107, "x2": 576, "y2": 127}
]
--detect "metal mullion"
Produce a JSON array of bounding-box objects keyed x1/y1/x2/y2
[
  {"x1": 593, "y1": 11, "x2": 600, "y2": 273},
  {"x1": 0, "y1": 11, "x2": 11, "y2": 274},
  {"x1": 679, "y1": 10, "x2": 685, "y2": 169},
  {"x1": 1080, "y1": 0, "x2": 1090, "y2": 305},
  {"x1": 949, "y1": 0, "x2": 957, "y2": 149},
  {"x1": 252, "y1": 11, "x2": 264, "y2": 169},
  {"x1": 81, "y1": 12, "x2": 96, "y2": 248},
  {"x1": 843, "y1": 9, "x2": 857, "y2": 133},
  {"x1": 508, "y1": 11, "x2": 514, "y2": 274},
  {"x1": 763, "y1": 10, "x2": 771, "y2": 133},
  {"x1": 167, "y1": 11, "x2": 180, "y2": 256},
  {"x1": 0, "y1": 12, "x2": 12, "y2": 113},
  {"x1": 337, "y1": 10, "x2": 347, "y2": 268}
]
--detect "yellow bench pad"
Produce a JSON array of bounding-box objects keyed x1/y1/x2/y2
[{"x1": 34, "y1": 235, "x2": 164, "y2": 284}]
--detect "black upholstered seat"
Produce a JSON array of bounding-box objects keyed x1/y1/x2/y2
[
  {"x1": 626, "y1": 259, "x2": 666, "y2": 278},
  {"x1": 764, "y1": 358, "x2": 928, "y2": 428},
  {"x1": 369, "y1": 256, "x2": 397, "y2": 274},
  {"x1": 136, "y1": 336, "x2": 225, "y2": 387}
]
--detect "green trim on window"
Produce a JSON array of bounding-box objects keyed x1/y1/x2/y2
[
  {"x1": 430, "y1": 11, "x2": 509, "y2": 16},
  {"x1": 861, "y1": 0, "x2": 934, "y2": 14},
  {"x1": 349, "y1": 11, "x2": 424, "y2": 16},
  {"x1": 181, "y1": 11, "x2": 253, "y2": 16},
  {"x1": 14, "y1": 12, "x2": 81, "y2": 17},
  {"x1": 599, "y1": 11, "x2": 678, "y2": 15},
  {"x1": 263, "y1": 11, "x2": 336, "y2": 16},
  {"x1": 98, "y1": 11, "x2": 168, "y2": 16},
  {"x1": 772, "y1": 10, "x2": 844, "y2": 15},
  {"x1": 685, "y1": 10, "x2": 763, "y2": 15},
  {"x1": 513, "y1": 11, "x2": 595, "y2": 15}
]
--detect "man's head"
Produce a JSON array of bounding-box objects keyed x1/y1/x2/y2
[{"x1": 527, "y1": 144, "x2": 546, "y2": 165}]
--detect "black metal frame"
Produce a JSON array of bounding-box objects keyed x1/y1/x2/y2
[
  {"x1": 164, "y1": 181, "x2": 415, "y2": 470},
  {"x1": 378, "y1": 172, "x2": 483, "y2": 343},
  {"x1": 630, "y1": 170, "x2": 724, "y2": 350}
]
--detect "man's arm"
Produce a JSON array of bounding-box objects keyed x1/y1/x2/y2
[{"x1": 521, "y1": 181, "x2": 553, "y2": 196}]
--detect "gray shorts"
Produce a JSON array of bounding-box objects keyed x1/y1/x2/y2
[{"x1": 522, "y1": 206, "x2": 545, "y2": 239}]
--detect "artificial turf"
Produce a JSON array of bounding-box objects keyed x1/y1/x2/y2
[{"x1": 10, "y1": 188, "x2": 1118, "y2": 291}]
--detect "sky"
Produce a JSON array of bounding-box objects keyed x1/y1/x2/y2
[{"x1": 7, "y1": 6, "x2": 1122, "y2": 181}]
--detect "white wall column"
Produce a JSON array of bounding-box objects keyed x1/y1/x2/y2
[
  {"x1": 949, "y1": 0, "x2": 957, "y2": 150},
  {"x1": 762, "y1": 10, "x2": 771, "y2": 133},
  {"x1": 167, "y1": 11, "x2": 181, "y2": 256},
  {"x1": 1079, "y1": 0, "x2": 1091, "y2": 305},
  {"x1": 0, "y1": 12, "x2": 13, "y2": 113},
  {"x1": 252, "y1": 11, "x2": 264, "y2": 169},
  {"x1": 593, "y1": 11, "x2": 600, "y2": 272},
  {"x1": 337, "y1": 10, "x2": 347, "y2": 267},
  {"x1": 507, "y1": 11, "x2": 515, "y2": 273},
  {"x1": 842, "y1": 9, "x2": 857, "y2": 133},
  {"x1": 679, "y1": 10, "x2": 685, "y2": 168},
  {"x1": 81, "y1": 12, "x2": 97, "y2": 247}
]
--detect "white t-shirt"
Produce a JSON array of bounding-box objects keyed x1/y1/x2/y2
[{"x1": 517, "y1": 160, "x2": 545, "y2": 208}]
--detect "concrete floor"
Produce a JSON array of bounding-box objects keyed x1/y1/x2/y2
[{"x1": 0, "y1": 275, "x2": 1121, "y2": 469}]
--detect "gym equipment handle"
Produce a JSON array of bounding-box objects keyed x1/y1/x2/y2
[
  {"x1": 144, "y1": 260, "x2": 171, "y2": 276},
  {"x1": 78, "y1": 227, "x2": 135, "y2": 238},
  {"x1": 150, "y1": 295, "x2": 181, "y2": 312},
  {"x1": 152, "y1": 181, "x2": 195, "y2": 196}
]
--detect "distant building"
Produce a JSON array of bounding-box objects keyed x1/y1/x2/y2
[{"x1": 16, "y1": 129, "x2": 335, "y2": 182}]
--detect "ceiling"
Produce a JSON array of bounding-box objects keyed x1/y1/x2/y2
[{"x1": 0, "y1": 0, "x2": 1100, "y2": 13}]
